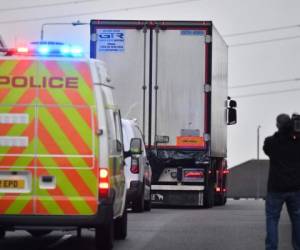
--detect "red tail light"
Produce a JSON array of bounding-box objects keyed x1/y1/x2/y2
[
  {"x1": 130, "y1": 158, "x2": 139, "y2": 174},
  {"x1": 216, "y1": 187, "x2": 221, "y2": 192},
  {"x1": 99, "y1": 168, "x2": 109, "y2": 198},
  {"x1": 184, "y1": 171, "x2": 204, "y2": 178},
  {"x1": 223, "y1": 170, "x2": 230, "y2": 174}
]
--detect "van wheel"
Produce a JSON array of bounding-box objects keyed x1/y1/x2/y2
[
  {"x1": 28, "y1": 230, "x2": 51, "y2": 237},
  {"x1": 144, "y1": 198, "x2": 152, "y2": 211},
  {"x1": 95, "y1": 219, "x2": 114, "y2": 250},
  {"x1": 114, "y1": 205, "x2": 127, "y2": 240},
  {"x1": 132, "y1": 184, "x2": 145, "y2": 213},
  {"x1": 144, "y1": 186, "x2": 152, "y2": 211},
  {"x1": 0, "y1": 229, "x2": 5, "y2": 239}
]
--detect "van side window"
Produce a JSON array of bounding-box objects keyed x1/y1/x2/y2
[
  {"x1": 106, "y1": 109, "x2": 123, "y2": 155},
  {"x1": 113, "y1": 111, "x2": 123, "y2": 153},
  {"x1": 133, "y1": 125, "x2": 146, "y2": 155}
]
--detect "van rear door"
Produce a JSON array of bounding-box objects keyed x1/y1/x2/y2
[
  {"x1": 0, "y1": 58, "x2": 99, "y2": 216},
  {"x1": 0, "y1": 58, "x2": 36, "y2": 215},
  {"x1": 35, "y1": 59, "x2": 98, "y2": 215}
]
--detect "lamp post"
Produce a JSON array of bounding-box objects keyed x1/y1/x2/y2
[
  {"x1": 257, "y1": 125, "x2": 261, "y2": 160},
  {"x1": 40, "y1": 20, "x2": 89, "y2": 41},
  {"x1": 256, "y1": 125, "x2": 261, "y2": 199}
]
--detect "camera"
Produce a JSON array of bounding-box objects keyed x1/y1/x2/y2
[{"x1": 291, "y1": 114, "x2": 300, "y2": 133}]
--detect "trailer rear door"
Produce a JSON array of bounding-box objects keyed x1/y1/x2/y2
[
  {"x1": 153, "y1": 27, "x2": 206, "y2": 148},
  {"x1": 91, "y1": 21, "x2": 210, "y2": 149}
]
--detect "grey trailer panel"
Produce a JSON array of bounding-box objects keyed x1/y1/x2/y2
[
  {"x1": 210, "y1": 26, "x2": 228, "y2": 157},
  {"x1": 95, "y1": 28, "x2": 149, "y2": 135},
  {"x1": 154, "y1": 29, "x2": 206, "y2": 146}
]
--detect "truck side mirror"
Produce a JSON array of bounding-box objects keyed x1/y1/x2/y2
[
  {"x1": 227, "y1": 108, "x2": 237, "y2": 125},
  {"x1": 130, "y1": 138, "x2": 142, "y2": 155},
  {"x1": 227, "y1": 98, "x2": 237, "y2": 125},
  {"x1": 229, "y1": 100, "x2": 237, "y2": 108}
]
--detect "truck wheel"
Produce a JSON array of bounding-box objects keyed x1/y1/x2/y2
[
  {"x1": 114, "y1": 205, "x2": 127, "y2": 240},
  {"x1": 203, "y1": 184, "x2": 214, "y2": 208},
  {"x1": 28, "y1": 230, "x2": 51, "y2": 237},
  {"x1": 132, "y1": 184, "x2": 145, "y2": 213},
  {"x1": 0, "y1": 229, "x2": 5, "y2": 239},
  {"x1": 95, "y1": 219, "x2": 114, "y2": 250},
  {"x1": 222, "y1": 196, "x2": 227, "y2": 205},
  {"x1": 214, "y1": 194, "x2": 223, "y2": 206}
]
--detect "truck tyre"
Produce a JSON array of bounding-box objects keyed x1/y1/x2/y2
[
  {"x1": 222, "y1": 196, "x2": 227, "y2": 205},
  {"x1": 28, "y1": 230, "x2": 51, "y2": 237},
  {"x1": 215, "y1": 193, "x2": 228, "y2": 206},
  {"x1": 214, "y1": 194, "x2": 224, "y2": 206},
  {"x1": 114, "y1": 205, "x2": 127, "y2": 240},
  {"x1": 95, "y1": 219, "x2": 114, "y2": 250},
  {"x1": 132, "y1": 184, "x2": 145, "y2": 212},
  {"x1": 203, "y1": 183, "x2": 214, "y2": 208},
  {"x1": 0, "y1": 229, "x2": 5, "y2": 239}
]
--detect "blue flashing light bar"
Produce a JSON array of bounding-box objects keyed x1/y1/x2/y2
[
  {"x1": 60, "y1": 45, "x2": 70, "y2": 55},
  {"x1": 70, "y1": 46, "x2": 83, "y2": 56},
  {"x1": 37, "y1": 46, "x2": 50, "y2": 55},
  {"x1": 22, "y1": 41, "x2": 84, "y2": 57}
]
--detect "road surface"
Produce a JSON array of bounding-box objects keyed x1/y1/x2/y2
[{"x1": 0, "y1": 200, "x2": 293, "y2": 250}]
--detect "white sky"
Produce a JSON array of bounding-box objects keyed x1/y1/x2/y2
[{"x1": 0, "y1": 0, "x2": 300, "y2": 167}]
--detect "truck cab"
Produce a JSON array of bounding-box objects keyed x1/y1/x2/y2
[{"x1": 0, "y1": 41, "x2": 127, "y2": 250}]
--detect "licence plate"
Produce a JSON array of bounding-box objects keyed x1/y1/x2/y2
[{"x1": 0, "y1": 179, "x2": 25, "y2": 189}]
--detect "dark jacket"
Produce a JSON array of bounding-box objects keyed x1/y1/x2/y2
[{"x1": 263, "y1": 131, "x2": 300, "y2": 193}]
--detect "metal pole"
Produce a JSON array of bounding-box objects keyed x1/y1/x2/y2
[
  {"x1": 147, "y1": 28, "x2": 153, "y2": 148},
  {"x1": 257, "y1": 125, "x2": 261, "y2": 160},
  {"x1": 256, "y1": 125, "x2": 261, "y2": 199}
]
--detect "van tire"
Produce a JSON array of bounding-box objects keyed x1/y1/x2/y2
[
  {"x1": 95, "y1": 219, "x2": 114, "y2": 250},
  {"x1": 114, "y1": 206, "x2": 127, "y2": 240},
  {"x1": 144, "y1": 187, "x2": 152, "y2": 211},
  {"x1": 144, "y1": 199, "x2": 151, "y2": 211},
  {"x1": 132, "y1": 184, "x2": 145, "y2": 212},
  {"x1": 0, "y1": 229, "x2": 5, "y2": 239}
]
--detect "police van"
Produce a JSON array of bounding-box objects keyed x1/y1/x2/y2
[{"x1": 0, "y1": 41, "x2": 138, "y2": 249}]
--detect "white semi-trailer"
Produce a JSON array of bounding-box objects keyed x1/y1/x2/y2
[{"x1": 90, "y1": 20, "x2": 237, "y2": 208}]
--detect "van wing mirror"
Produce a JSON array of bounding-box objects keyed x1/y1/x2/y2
[{"x1": 130, "y1": 138, "x2": 142, "y2": 155}]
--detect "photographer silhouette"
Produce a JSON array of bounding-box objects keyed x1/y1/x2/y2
[{"x1": 263, "y1": 113, "x2": 300, "y2": 250}]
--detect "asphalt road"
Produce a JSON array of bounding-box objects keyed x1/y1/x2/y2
[{"x1": 0, "y1": 200, "x2": 293, "y2": 250}]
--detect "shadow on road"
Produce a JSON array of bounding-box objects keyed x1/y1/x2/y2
[{"x1": 0, "y1": 231, "x2": 97, "y2": 250}]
